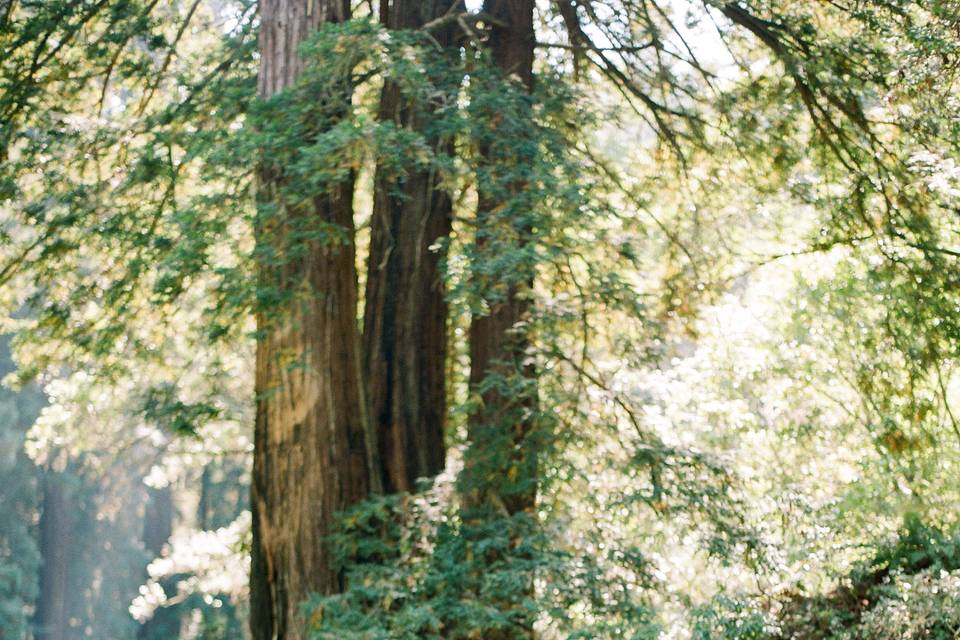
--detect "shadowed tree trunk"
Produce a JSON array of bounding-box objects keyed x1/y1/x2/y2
[
  {"x1": 198, "y1": 466, "x2": 211, "y2": 531},
  {"x1": 460, "y1": 2, "x2": 538, "y2": 636},
  {"x1": 465, "y1": 0, "x2": 538, "y2": 516},
  {"x1": 138, "y1": 486, "x2": 178, "y2": 640},
  {"x1": 33, "y1": 471, "x2": 72, "y2": 640},
  {"x1": 363, "y1": 0, "x2": 462, "y2": 494},
  {"x1": 250, "y1": 1, "x2": 376, "y2": 638},
  {"x1": 141, "y1": 486, "x2": 173, "y2": 568}
]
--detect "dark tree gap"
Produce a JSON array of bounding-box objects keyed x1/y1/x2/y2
[
  {"x1": 251, "y1": 1, "x2": 376, "y2": 639},
  {"x1": 363, "y1": 0, "x2": 463, "y2": 494}
]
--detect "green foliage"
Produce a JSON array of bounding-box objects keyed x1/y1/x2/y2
[
  {"x1": 1, "y1": 0, "x2": 258, "y2": 382},
  {"x1": 856, "y1": 568, "x2": 960, "y2": 640},
  {"x1": 692, "y1": 518, "x2": 960, "y2": 639},
  {"x1": 306, "y1": 486, "x2": 661, "y2": 640},
  {"x1": 690, "y1": 595, "x2": 774, "y2": 640},
  {"x1": 2, "y1": 1, "x2": 960, "y2": 639},
  {"x1": 139, "y1": 382, "x2": 221, "y2": 437}
]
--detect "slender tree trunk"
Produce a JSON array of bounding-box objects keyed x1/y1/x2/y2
[
  {"x1": 363, "y1": 0, "x2": 461, "y2": 493},
  {"x1": 466, "y1": 0, "x2": 537, "y2": 515},
  {"x1": 141, "y1": 486, "x2": 173, "y2": 561},
  {"x1": 198, "y1": 466, "x2": 210, "y2": 530},
  {"x1": 250, "y1": 2, "x2": 375, "y2": 638},
  {"x1": 138, "y1": 486, "x2": 177, "y2": 640},
  {"x1": 34, "y1": 471, "x2": 72, "y2": 640}
]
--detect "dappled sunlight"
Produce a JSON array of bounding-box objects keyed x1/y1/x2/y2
[{"x1": 1, "y1": 1, "x2": 958, "y2": 639}]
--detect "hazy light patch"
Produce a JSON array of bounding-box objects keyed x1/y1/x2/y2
[
  {"x1": 216, "y1": 0, "x2": 245, "y2": 35},
  {"x1": 669, "y1": 0, "x2": 738, "y2": 79}
]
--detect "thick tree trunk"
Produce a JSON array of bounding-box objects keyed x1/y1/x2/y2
[
  {"x1": 460, "y1": 4, "x2": 538, "y2": 636},
  {"x1": 483, "y1": 0, "x2": 535, "y2": 90},
  {"x1": 250, "y1": 2, "x2": 374, "y2": 639},
  {"x1": 362, "y1": 0, "x2": 461, "y2": 493},
  {"x1": 465, "y1": 0, "x2": 537, "y2": 515},
  {"x1": 34, "y1": 472, "x2": 72, "y2": 640}
]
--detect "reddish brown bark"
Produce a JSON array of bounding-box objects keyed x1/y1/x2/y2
[
  {"x1": 460, "y1": 6, "x2": 539, "y2": 637},
  {"x1": 466, "y1": 0, "x2": 537, "y2": 515},
  {"x1": 363, "y1": 0, "x2": 462, "y2": 494},
  {"x1": 250, "y1": 2, "x2": 375, "y2": 639},
  {"x1": 483, "y1": 0, "x2": 535, "y2": 90}
]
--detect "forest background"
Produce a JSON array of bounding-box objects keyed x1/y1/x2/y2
[{"x1": 1, "y1": 0, "x2": 960, "y2": 639}]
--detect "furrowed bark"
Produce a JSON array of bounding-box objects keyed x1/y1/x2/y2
[
  {"x1": 461, "y1": 2, "x2": 538, "y2": 636},
  {"x1": 363, "y1": 0, "x2": 462, "y2": 493},
  {"x1": 483, "y1": 0, "x2": 535, "y2": 90},
  {"x1": 466, "y1": 0, "x2": 537, "y2": 515},
  {"x1": 251, "y1": 2, "x2": 374, "y2": 639}
]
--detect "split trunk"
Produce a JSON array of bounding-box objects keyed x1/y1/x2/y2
[{"x1": 363, "y1": 0, "x2": 462, "y2": 493}]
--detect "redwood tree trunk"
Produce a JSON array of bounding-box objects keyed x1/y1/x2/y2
[
  {"x1": 461, "y1": 4, "x2": 538, "y2": 636},
  {"x1": 363, "y1": 0, "x2": 461, "y2": 493},
  {"x1": 250, "y1": 2, "x2": 374, "y2": 639},
  {"x1": 465, "y1": 0, "x2": 537, "y2": 514},
  {"x1": 483, "y1": 0, "x2": 535, "y2": 89}
]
